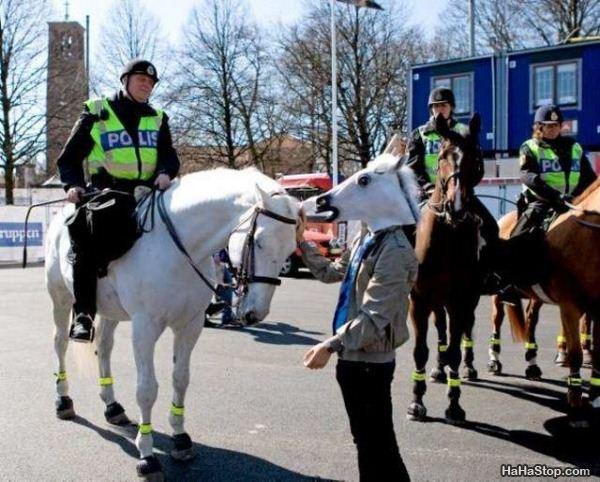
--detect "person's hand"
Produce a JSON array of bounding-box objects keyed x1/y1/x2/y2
[
  {"x1": 154, "y1": 173, "x2": 171, "y2": 191},
  {"x1": 66, "y1": 186, "x2": 85, "y2": 203},
  {"x1": 296, "y1": 207, "x2": 307, "y2": 244},
  {"x1": 303, "y1": 342, "x2": 332, "y2": 369}
]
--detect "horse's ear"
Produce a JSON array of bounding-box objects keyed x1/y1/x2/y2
[
  {"x1": 434, "y1": 113, "x2": 451, "y2": 138},
  {"x1": 469, "y1": 113, "x2": 481, "y2": 139},
  {"x1": 254, "y1": 183, "x2": 271, "y2": 208}
]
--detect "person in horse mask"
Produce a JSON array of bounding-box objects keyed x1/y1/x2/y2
[
  {"x1": 299, "y1": 213, "x2": 418, "y2": 481},
  {"x1": 511, "y1": 104, "x2": 596, "y2": 238},
  {"x1": 406, "y1": 87, "x2": 500, "y2": 289},
  {"x1": 57, "y1": 59, "x2": 180, "y2": 342}
]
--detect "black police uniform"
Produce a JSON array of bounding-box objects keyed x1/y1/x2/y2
[
  {"x1": 512, "y1": 106, "x2": 596, "y2": 238},
  {"x1": 57, "y1": 60, "x2": 179, "y2": 340}
]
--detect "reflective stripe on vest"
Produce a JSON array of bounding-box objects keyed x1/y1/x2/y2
[
  {"x1": 525, "y1": 139, "x2": 583, "y2": 195},
  {"x1": 419, "y1": 122, "x2": 469, "y2": 182},
  {"x1": 85, "y1": 98, "x2": 163, "y2": 181}
]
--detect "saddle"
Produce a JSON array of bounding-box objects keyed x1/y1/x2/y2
[{"x1": 66, "y1": 190, "x2": 141, "y2": 278}]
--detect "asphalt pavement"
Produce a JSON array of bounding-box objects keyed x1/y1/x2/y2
[{"x1": 0, "y1": 266, "x2": 598, "y2": 481}]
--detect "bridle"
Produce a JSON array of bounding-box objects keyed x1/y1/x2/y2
[
  {"x1": 427, "y1": 146, "x2": 467, "y2": 222},
  {"x1": 233, "y1": 205, "x2": 297, "y2": 294}
]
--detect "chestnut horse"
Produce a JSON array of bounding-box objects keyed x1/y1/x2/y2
[
  {"x1": 493, "y1": 181, "x2": 600, "y2": 427},
  {"x1": 487, "y1": 211, "x2": 594, "y2": 380},
  {"x1": 407, "y1": 114, "x2": 483, "y2": 424}
]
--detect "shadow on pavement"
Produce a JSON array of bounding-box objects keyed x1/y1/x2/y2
[
  {"x1": 71, "y1": 416, "x2": 338, "y2": 481},
  {"x1": 239, "y1": 321, "x2": 325, "y2": 346}
]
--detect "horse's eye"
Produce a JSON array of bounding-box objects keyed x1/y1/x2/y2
[{"x1": 358, "y1": 175, "x2": 371, "y2": 187}]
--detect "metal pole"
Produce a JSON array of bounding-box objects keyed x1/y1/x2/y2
[
  {"x1": 330, "y1": 0, "x2": 339, "y2": 186},
  {"x1": 469, "y1": 0, "x2": 475, "y2": 57},
  {"x1": 85, "y1": 15, "x2": 90, "y2": 86}
]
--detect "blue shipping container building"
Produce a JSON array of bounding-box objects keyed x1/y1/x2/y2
[{"x1": 409, "y1": 39, "x2": 600, "y2": 169}]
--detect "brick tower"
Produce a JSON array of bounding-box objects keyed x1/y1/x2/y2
[{"x1": 46, "y1": 21, "x2": 87, "y2": 177}]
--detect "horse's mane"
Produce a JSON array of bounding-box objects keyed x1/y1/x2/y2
[{"x1": 573, "y1": 176, "x2": 600, "y2": 205}]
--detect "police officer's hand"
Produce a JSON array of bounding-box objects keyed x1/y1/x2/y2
[
  {"x1": 66, "y1": 186, "x2": 85, "y2": 203},
  {"x1": 154, "y1": 173, "x2": 171, "y2": 191},
  {"x1": 303, "y1": 342, "x2": 332, "y2": 369},
  {"x1": 296, "y1": 207, "x2": 307, "y2": 244}
]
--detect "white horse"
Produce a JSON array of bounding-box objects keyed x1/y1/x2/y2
[
  {"x1": 310, "y1": 153, "x2": 420, "y2": 230},
  {"x1": 45, "y1": 168, "x2": 299, "y2": 480}
]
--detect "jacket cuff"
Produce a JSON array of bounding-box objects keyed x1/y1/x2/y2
[{"x1": 324, "y1": 334, "x2": 344, "y2": 353}]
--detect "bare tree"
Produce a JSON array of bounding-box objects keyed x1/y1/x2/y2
[
  {"x1": 431, "y1": 0, "x2": 600, "y2": 59},
  {"x1": 521, "y1": 0, "x2": 600, "y2": 44},
  {"x1": 0, "y1": 0, "x2": 50, "y2": 204},
  {"x1": 175, "y1": 0, "x2": 279, "y2": 170},
  {"x1": 278, "y1": 0, "x2": 426, "y2": 172},
  {"x1": 92, "y1": 0, "x2": 167, "y2": 98}
]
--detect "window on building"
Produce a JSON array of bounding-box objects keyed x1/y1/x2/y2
[
  {"x1": 432, "y1": 74, "x2": 472, "y2": 115},
  {"x1": 532, "y1": 61, "x2": 579, "y2": 108}
]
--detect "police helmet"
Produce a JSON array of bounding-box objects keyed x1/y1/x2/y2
[
  {"x1": 428, "y1": 87, "x2": 455, "y2": 108},
  {"x1": 534, "y1": 104, "x2": 563, "y2": 124},
  {"x1": 120, "y1": 59, "x2": 159, "y2": 84}
]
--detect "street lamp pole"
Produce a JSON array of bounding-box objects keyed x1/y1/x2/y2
[{"x1": 330, "y1": 0, "x2": 339, "y2": 186}]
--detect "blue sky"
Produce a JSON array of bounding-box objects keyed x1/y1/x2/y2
[{"x1": 53, "y1": 0, "x2": 449, "y2": 48}]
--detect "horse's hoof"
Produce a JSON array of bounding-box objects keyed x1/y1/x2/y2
[
  {"x1": 56, "y1": 396, "x2": 75, "y2": 420},
  {"x1": 171, "y1": 433, "x2": 195, "y2": 461},
  {"x1": 104, "y1": 402, "x2": 131, "y2": 426},
  {"x1": 487, "y1": 360, "x2": 502, "y2": 375},
  {"x1": 407, "y1": 402, "x2": 427, "y2": 421},
  {"x1": 525, "y1": 365, "x2": 543, "y2": 380},
  {"x1": 554, "y1": 351, "x2": 568, "y2": 366},
  {"x1": 461, "y1": 366, "x2": 478, "y2": 380},
  {"x1": 429, "y1": 367, "x2": 447, "y2": 383},
  {"x1": 583, "y1": 350, "x2": 593, "y2": 368},
  {"x1": 445, "y1": 404, "x2": 466, "y2": 425},
  {"x1": 136, "y1": 456, "x2": 164, "y2": 481}
]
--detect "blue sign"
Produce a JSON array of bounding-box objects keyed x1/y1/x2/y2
[{"x1": 0, "y1": 222, "x2": 43, "y2": 247}]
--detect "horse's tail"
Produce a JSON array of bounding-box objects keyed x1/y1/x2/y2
[{"x1": 504, "y1": 299, "x2": 527, "y2": 342}]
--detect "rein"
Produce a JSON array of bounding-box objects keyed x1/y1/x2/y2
[
  {"x1": 564, "y1": 201, "x2": 600, "y2": 229},
  {"x1": 155, "y1": 191, "x2": 297, "y2": 303}
]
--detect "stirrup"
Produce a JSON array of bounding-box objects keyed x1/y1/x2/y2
[{"x1": 69, "y1": 314, "x2": 95, "y2": 343}]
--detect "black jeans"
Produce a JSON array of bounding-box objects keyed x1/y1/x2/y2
[{"x1": 336, "y1": 359, "x2": 410, "y2": 482}]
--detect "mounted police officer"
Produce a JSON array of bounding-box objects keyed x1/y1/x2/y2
[
  {"x1": 511, "y1": 104, "x2": 596, "y2": 238},
  {"x1": 57, "y1": 59, "x2": 180, "y2": 342},
  {"x1": 406, "y1": 87, "x2": 500, "y2": 290}
]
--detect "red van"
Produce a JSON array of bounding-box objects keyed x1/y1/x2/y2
[{"x1": 277, "y1": 173, "x2": 345, "y2": 276}]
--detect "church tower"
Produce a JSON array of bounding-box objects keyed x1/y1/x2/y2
[{"x1": 46, "y1": 20, "x2": 87, "y2": 177}]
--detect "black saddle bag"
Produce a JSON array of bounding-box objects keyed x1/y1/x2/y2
[{"x1": 66, "y1": 190, "x2": 141, "y2": 277}]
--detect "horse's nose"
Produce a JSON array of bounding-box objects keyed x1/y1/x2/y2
[{"x1": 244, "y1": 311, "x2": 259, "y2": 326}]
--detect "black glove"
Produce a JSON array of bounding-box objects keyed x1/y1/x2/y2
[
  {"x1": 560, "y1": 193, "x2": 574, "y2": 204},
  {"x1": 553, "y1": 194, "x2": 571, "y2": 214}
]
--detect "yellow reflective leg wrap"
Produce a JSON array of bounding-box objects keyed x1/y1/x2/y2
[
  {"x1": 171, "y1": 404, "x2": 185, "y2": 416},
  {"x1": 557, "y1": 335, "x2": 566, "y2": 343},
  {"x1": 447, "y1": 378, "x2": 461, "y2": 387},
  {"x1": 489, "y1": 337, "x2": 501, "y2": 346},
  {"x1": 524, "y1": 342, "x2": 538, "y2": 350},
  {"x1": 567, "y1": 377, "x2": 582, "y2": 387},
  {"x1": 139, "y1": 423, "x2": 152, "y2": 435},
  {"x1": 580, "y1": 333, "x2": 592, "y2": 343},
  {"x1": 438, "y1": 344, "x2": 448, "y2": 353},
  {"x1": 461, "y1": 337, "x2": 474, "y2": 349},
  {"x1": 589, "y1": 377, "x2": 600, "y2": 387},
  {"x1": 98, "y1": 377, "x2": 114, "y2": 386},
  {"x1": 411, "y1": 371, "x2": 426, "y2": 382},
  {"x1": 55, "y1": 371, "x2": 67, "y2": 381}
]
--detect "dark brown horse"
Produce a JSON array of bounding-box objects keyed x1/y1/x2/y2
[
  {"x1": 407, "y1": 114, "x2": 483, "y2": 424},
  {"x1": 496, "y1": 181, "x2": 600, "y2": 427}
]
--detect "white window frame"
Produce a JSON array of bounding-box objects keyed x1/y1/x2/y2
[
  {"x1": 529, "y1": 59, "x2": 581, "y2": 112},
  {"x1": 431, "y1": 73, "x2": 474, "y2": 116}
]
